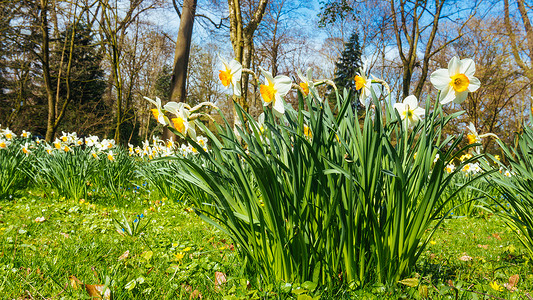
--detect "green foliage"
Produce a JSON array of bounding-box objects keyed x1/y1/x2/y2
[
  {"x1": 136, "y1": 159, "x2": 188, "y2": 202},
  {"x1": 93, "y1": 148, "x2": 137, "y2": 204},
  {"x1": 173, "y1": 85, "x2": 478, "y2": 288},
  {"x1": 35, "y1": 148, "x2": 96, "y2": 201},
  {"x1": 318, "y1": 0, "x2": 355, "y2": 27},
  {"x1": 0, "y1": 141, "x2": 33, "y2": 200},
  {"x1": 113, "y1": 212, "x2": 149, "y2": 237},
  {"x1": 491, "y1": 125, "x2": 533, "y2": 259}
]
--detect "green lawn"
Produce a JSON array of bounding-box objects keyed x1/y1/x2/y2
[{"x1": 2, "y1": 189, "x2": 533, "y2": 299}]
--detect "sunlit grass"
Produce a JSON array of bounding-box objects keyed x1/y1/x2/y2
[{"x1": 3, "y1": 187, "x2": 533, "y2": 299}]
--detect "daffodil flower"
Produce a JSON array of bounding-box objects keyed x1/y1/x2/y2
[
  {"x1": 354, "y1": 62, "x2": 373, "y2": 105},
  {"x1": 21, "y1": 142, "x2": 30, "y2": 155},
  {"x1": 297, "y1": 68, "x2": 314, "y2": 97},
  {"x1": 259, "y1": 67, "x2": 292, "y2": 115},
  {"x1": 107, "y1": 150, "x2": 115, "y2": 161},
  {"x1": 393, "y1": 95, "x2": 425, "y2": 127},
  {"x1": 466, "y1": 122, "x2": 498, "y2": 153},
  {"x1": 445, "y1": 164, "x2": 455, "y2": 173},
  {"x1": 144, "y1": 96, "x2": 168, "y2": 125},
  {"x1": 218, "y1": 56, "x2": 242, "y2": 97},
  {"x1": 430, "y1": 56, "x2": 480, "y2": 104},
  {"x1": 164, "y1": 101, "x2": 196, "y2": 139}
]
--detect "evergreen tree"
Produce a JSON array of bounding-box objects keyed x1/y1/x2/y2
[{"x1": 332, "y1": 31, "x2": 363, "y2": 110}]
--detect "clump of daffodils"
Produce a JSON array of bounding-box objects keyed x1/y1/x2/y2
[{"x1": 144, "y1": 97, "x2": 218, "y2": 140}]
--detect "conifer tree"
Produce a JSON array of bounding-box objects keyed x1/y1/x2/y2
[{"x1": 332, "y1": 31, "x2": 363, "y2": 110}]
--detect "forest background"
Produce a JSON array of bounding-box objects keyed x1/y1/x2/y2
[{"x1": 1, "y1": 0, "x2": 531, "y2": 154}]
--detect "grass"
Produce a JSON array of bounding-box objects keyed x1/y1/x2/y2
[{"x1": 2, "y1": 187, "x2": 533, "y2": 299}]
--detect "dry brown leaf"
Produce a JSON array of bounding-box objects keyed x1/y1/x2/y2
[
  {"x1": 458, "y1": 254, "x2": 473, "y2": 261},
  {"x1": 118, "y1": 250, "x2": 130, "y2": 261},
  {"x1": 70, "y1": 275, "x2": 83, "y2": 289},
  {"x1": 504, "y1": 274, "x2": 519, "y2": 292},
  {"x1": 85, "y1": 284, "x2": 111, "y2": 300},
  {"x1": 492, "y1": 233, "x2": 502, "y2": 240},
  {"x1": 477, "y1": 244, "x2": 488, "y2": 249},
  {"x1": 214, "y1": 272, "x2": 227, "y2": 290},
  {"x1": 69, "y1": 275, "x2": 111, "y2": 299},
  {"x1": 189, "y1": 289, "x2": 202, "y2": 299},
  {"x1": 182, "y1": 284, "x2": 192, "y2": 292}
]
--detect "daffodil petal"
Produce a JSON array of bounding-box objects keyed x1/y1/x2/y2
[
  {"x1": 413, "y1": 107, "x2": 425, "y2": 117},
  {"x1": 306, "y1": 68, "x2": 313, "y2": 81},
  {"x1": 468, "y1": 76, "x2": 480, "y2": 92},
  {"x1": 404, "y1": 95, "x2": 418, "y2": 109},
  {"x1": 273, "y1": 94, "x2": 285, "y2": 114},
  {"x1": 448, "y1": 56, "x2": 460, "y2": 76},
  {"x1": 439, "y1": 85, "x2": 455, "y2": 104},
  {"x1": 260, "y1": 67, "x2": 275, "y2": 86},
  {"x1": 460, "y1": 58, "x2": 476, "y2": 77},
  {"x1": 430, "y1": 69, "x2": 450, "y2": 90},
  {"x1": 274, "y1": 75, "x2": 292, "y2": 97},
  {"x1": 393, "y1": 103, "x2": 405, "y2": 114},
  {"x1": 453, "y1": 91, "x2": 468, "y2": 104},
  {"x1": 233, "y1": 81, "x2": 242, "y2": 97},
  {"x1": 297, "y1": 70, "x2": 306, "y2": 83}
]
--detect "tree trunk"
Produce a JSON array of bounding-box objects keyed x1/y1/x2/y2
[
  {"x1": 166, "y1": 0, "x2": 197, "y2": 141},
  {"x1": 227, "y1": 0, "x2": 268, "y2": 126},
  {"x1": 170, "y1": 0, "x2": 197, "y2": 102},
  {"x1": 40, "y1": 0, "x2": 56, "y2": 142}
]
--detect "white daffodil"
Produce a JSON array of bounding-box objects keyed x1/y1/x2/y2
[
  {"x1": 21, "y1": 142, "x2": 31, "y2": 155},
  {"x1": 466, "y1": 122, "x2": 498, "y2": 154},
  {"x1": 430, "y1": 56, "x2": 480, "y2": 104},
  {"x1": 107, "y1": 150, "x2": 115, "y2": 161},
  {"x1": 354, "y1": 61, "x2": 373, "y2": 105},
  {"x1": 393, "y1": 95, "x2": 425, "y2": 127},
  {"x1": 445, "y1": 163, "x2": 455, "y2": 173},
  {"x1": 297, "y1": 68, "x2": 314, "y2": 97},
  {"x1": 144, "y1": 96, "x2": 168, "y2": 125},
  {"x1": 165, "y1": 101, "x2": 196, "y2": 139},
  {"x1": 0, "y1": 139, "x2": 8, "y2": 149},
  {"x1": 259, "y1": 67, "x2": 292, "y2": 115},
  {"x1": 22, "y1": 130, "x2": 31, "y2": 138},
  {"x1": 218, "y1": 56, "x2": 242, "y2": 97}
]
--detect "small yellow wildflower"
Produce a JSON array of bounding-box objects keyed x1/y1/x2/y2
[
  {"x1": 490, "y1": 281, "x2": 504, "y2": 292},
  {"x1": 175, "y1": 252, "x2": 185, "y2": 261}
]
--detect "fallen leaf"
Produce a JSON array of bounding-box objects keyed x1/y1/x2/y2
[
  {"x1": 504, "y1": 274, "x2": 519, "y2": 292},
  {"x1": 118, "y1": 250, "x2": 130, "y2": 261},
  {"x1": 491, "y1": 233, "x2": 502, "y2": 240},
  {"x1": 60, "y1": 232, "x2": 70, "y2": 238},
  {"x1": 458, "y1": 255, "x2": 473, "y2": 261},
  {"x1": 34, "y1": 217, "x2": 46, "y2": 223},
  {"x1": 214, "y1": 272, "x2": 227, "y2": 289},
  {"x1": 189, "y1": 289, "x2": 202, "y2": 299},
  {"x1": 69, "y1": 275, "x2": 111, "y2": 299},
  {"x1": 477, "y1": 244, "x2": 488, "y2": 249},
  {"x1": 86, "y1": 284, "x2": 111, "y2": 299}
]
